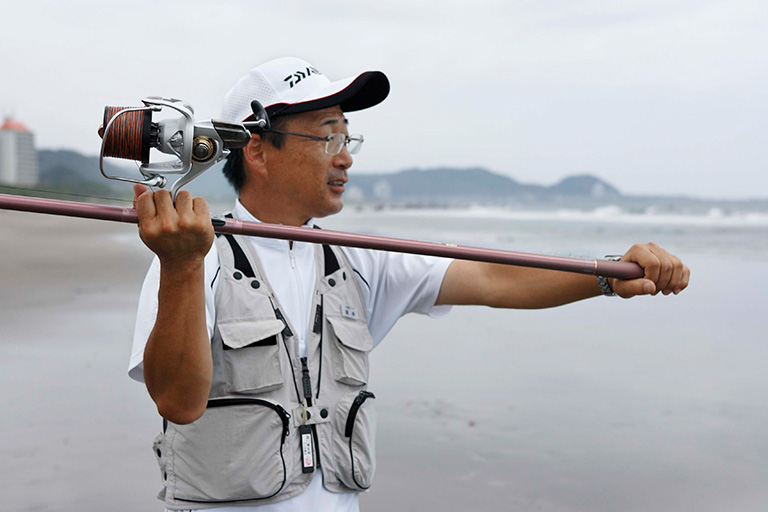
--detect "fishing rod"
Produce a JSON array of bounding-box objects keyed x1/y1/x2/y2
[
  {"x1": 0, "y1": 98, "x2": 644, "y2": 280},
  {"x1": 0, "y1": 193, "x2": 641, "y2": 279}
]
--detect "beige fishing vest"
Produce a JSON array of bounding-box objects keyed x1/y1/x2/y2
[{"x1": 153, "y1": 227, "x2": 377, "y2": 509}]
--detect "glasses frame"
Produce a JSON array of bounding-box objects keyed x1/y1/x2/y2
[{"x1": 266, "y1": 129, "x2": 364, "y2": 155}]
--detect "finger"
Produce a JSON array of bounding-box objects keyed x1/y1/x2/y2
[
  {"x1": 192, "y1": 196, "x2": 210, "y2": 218},
  {"x1": 175, "y1": 190, "x2": 194, "y2": 218},
  {"x1": 176, "y1": 191, "x2": 207, "y2": 235},
  {"x1": 674, "y1": 265, "x2": 691, "y2": 294},
  {"x1": 612, "y1": 277, "x2": 655, "y2": 298},
  {"x1": 626, "y1": 243, "x2": 661, "y2": 284},
  {"x1": 135, "y1": 187, "x2": 157, "y2": 220},
  {"x1": 153, "y1": 189, "x2": 177, "y2": 221},
  {"x1": 651, "y1": 249, "x2": 674, "y2": 295},
  {"x1": 133, "y1": 184, "x2": 148, "y2": 209},
  {"x1": 664, "y1": 256, "x2": 685, "y2": 295},
  {"x1": 191, "y1": 196, "x2": 214, "y2": 247}
]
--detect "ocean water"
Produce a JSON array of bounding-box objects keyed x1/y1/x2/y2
[
  {"x1": 1, "y1": 204, "x2": 766, "y2": 511},
  {"x1": 320, "y1": 206, "x2": 768, "y2": 512}
]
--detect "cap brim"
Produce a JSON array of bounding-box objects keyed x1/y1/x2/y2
[{"x1": 265, "y1": 71, "x2": 390, "y2": 118}]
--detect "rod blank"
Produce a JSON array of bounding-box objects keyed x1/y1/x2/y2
[{"x1": 0, "y1": 193, "x2": 644, "y2": 280}]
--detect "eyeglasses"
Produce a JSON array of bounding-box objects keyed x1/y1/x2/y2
[{"x1": 267, "y1": 130, "x2": 364, "y2": 155}]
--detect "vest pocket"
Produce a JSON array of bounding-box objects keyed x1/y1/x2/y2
[
  {"x1": 327, "y1": 315, "x2": 375, "y2": 386},
  {"x1": 167, "y1": 398, "x2": 292, "y2": 503},
  {"x1": 333, "y1": 390, "x2": 377, "y2": 490},
  {"x1": 219, "y1": 318, "x2": 286, "y2": 393}
]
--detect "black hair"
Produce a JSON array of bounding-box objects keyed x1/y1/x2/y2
[{"x1": 222, "y1": 114, "x2": 293, "y2": 192}]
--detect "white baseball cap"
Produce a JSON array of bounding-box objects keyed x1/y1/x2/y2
[{"x1": 220, "y1": 57, "x2": 390, "y2": 123}]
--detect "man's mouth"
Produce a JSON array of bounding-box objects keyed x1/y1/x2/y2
[{"x1": 328, "y1": 179, "x2": 347, "y2": 187}]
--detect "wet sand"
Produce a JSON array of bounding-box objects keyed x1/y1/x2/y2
[{"x1": 2, "y1": 210, "x2": 767, "y2": 511}]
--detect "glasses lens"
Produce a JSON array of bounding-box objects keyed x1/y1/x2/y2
[
  {"x1": 324, "y1": 134, "x2": 364, "y2": 155},
  {"x1": 348, "y1": 135, "x2": 363, "y2": 155},
  {"x1": 325, "y1": 134, "x2": 343, "y2": 155}
]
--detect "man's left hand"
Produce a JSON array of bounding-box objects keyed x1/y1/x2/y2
[{"x1": 610, "y1": 243, "x2": 690, "y2": 298}]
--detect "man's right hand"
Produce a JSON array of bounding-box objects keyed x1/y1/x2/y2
[{"x1": 133, "y1": 184, "x2": 214, "y2": 264}]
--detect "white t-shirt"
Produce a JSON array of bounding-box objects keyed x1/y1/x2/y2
[{"x1": 129, "y1": 201, "x2": 453, "y2": 512}]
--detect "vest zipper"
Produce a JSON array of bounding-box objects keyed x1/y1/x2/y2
[
  {"x1": 344, "y1": 390, "x2": 376, "y2": 438},
  {"x1": 313, "y1": 297, "x2": 324, "y2": 399},
  {"x1": 207, "y1": 398, "x2": 291, "y2": 442},
  {"x1": 345, "y1": 390, "x2": 376, "y2": 490}
]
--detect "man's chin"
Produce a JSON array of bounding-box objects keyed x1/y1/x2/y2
[{"x1": 314, "y1": 200, "x2": 344, "y2": 219}]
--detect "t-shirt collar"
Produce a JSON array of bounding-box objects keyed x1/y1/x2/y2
[{"x1": 233, "y1": 199, "x2": 315, "y2": 249}]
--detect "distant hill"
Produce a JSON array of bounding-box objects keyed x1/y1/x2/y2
[
  {"x1": 37, "y1": 149, "x2": 131, "y2": 197},
  {"x1": 549, "y1": 174, "x2": 621, "y2": 198},
  {"x1": 348, "y1": 167, "x2": 621, "y2": 204},
  {"x1": 36, "y1": 149, "x2": 235, "y2": 201}
]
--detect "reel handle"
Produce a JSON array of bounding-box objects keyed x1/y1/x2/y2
[{"x1": 242, "y1": 100, "x2": 271, "y2": 132}]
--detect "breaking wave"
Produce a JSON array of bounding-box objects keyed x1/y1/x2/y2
[{"x1": 378, "y1": 204, "x2": 768, "y2": 227}]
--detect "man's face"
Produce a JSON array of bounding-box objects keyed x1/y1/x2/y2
[{"x1": 263, "y1": 106, "x2": 353, "y2": 223}]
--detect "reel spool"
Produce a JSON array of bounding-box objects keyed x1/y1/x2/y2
[
  {"x1": 98, "y1": 97, "x2": 268, "y2": 197},
  {"x1": 101, "y1": 106, "x2": 155, "y2": 163}
]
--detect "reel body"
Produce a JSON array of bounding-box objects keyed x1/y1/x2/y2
[{"x1": 99, "y1": 97, "x2": 266, "y2": 197}]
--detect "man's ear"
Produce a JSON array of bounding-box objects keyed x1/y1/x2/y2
[{"x1": 242, "y1": 134, "x2": 268, "y2": 178}]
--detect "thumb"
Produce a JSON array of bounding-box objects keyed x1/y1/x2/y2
[{"x1": 612, "y1": 278, "x2": 656, "y2": 298}]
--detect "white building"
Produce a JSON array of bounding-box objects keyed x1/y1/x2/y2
[{"x1": 0, "y1": 118, "x2": 39, "y2": 186}]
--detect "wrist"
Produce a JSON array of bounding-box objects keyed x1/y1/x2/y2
[
  {"x1": 597, "y1": 255, "x2": 622, "y2": 296},
  {"x1": 158, "y1": 257, "x2": 206, "y2": 284}
]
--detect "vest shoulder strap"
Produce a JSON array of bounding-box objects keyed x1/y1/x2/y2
[
  {"x1": 221, "y1": 213, "x2": 256, "y2": 278},
  {"x1": 313, "y1": 225, "x2": 340, "y2": 277}
]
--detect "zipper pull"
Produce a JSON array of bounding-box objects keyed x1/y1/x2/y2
[
  {"x1": 274, "y1": 307, "x2": 293, "y2": 338},
  {"x1": 312, "y1": 303, "x2": 323, "y2": 334},
  {"x1": 278, "y1": 406, "x2": 291, "y2": 441},
  {"x1": 300, "y1": 357, "x2": 313, "y2": 405},
  {"x1": 290, "y1": 246, "x2": 296, "y2": 269},
  {"x1": 345, "y1": 390, "x2": 376, "y2": 438},
  {"x1": 354, "y1": 390, "x2": 375, "y2": 406}
]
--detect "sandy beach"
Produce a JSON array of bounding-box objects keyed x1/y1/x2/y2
[{"x1": 2, "y1": 208, "x2": 767, "y2": 512}]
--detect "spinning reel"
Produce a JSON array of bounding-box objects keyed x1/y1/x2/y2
[{"x1": 98, "y1": 97, "x2": 270, "y2": 197}]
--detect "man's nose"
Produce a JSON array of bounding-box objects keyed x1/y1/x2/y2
[{"x1": 333, "y1": 145, "x2": 353, "y2": 169}]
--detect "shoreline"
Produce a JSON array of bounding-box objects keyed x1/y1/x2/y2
[{"x1": 2, "y1": 211, "x2": 767, "y2": 511}]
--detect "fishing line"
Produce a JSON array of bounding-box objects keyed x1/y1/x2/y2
[
  {"x1": 102, "y1": 106, "x2": 153, "y2": 162},
  {"x1": 0, "y1": 184, "x2": 131, "y2": 205}
]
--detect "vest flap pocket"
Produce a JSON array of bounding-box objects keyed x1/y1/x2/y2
[
  {"x1": 218, "y1": 319, "x2": 286, "y2": 394},
  {"x1": 327, "y1": 315, "x2": 374, "y2": 386},
  {"x1": 219, "y1": 319, "x2": 285, "y2": 350},
  {"x1": 326, "y1": 315, "x2": 374, "y2": 352}
]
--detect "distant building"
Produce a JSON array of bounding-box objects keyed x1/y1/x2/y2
[{"x1": 0, "y1": 118, "x2": 39, "y2": 186}]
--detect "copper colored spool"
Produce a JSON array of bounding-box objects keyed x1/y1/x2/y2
[{"x1": 102, "y1": 106, "x2": 152, "y2": 163}]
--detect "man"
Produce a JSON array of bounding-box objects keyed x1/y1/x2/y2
[{"x1": 129, "y1": 57, "x2": 689, "y2": 511}]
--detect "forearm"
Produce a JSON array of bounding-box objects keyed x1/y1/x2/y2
[
  {"x1": 481, "y1": 263, "x2": 601, "y2": 309},
  {"x1": 143, "y1": 260, "x2": 212, "y2": 424},
  {"x1": 437, "y1": 260, "x2": 602, "y2": 309}
]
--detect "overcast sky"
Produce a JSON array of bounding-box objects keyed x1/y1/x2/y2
[{"x1": 2, "y1": 0, "x2": 766, "y2": 199}]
